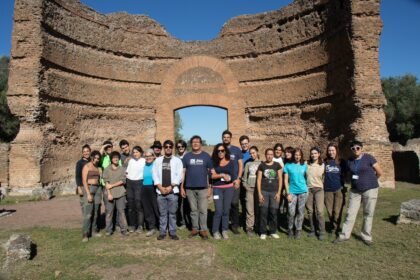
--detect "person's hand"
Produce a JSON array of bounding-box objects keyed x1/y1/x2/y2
[
  {"x1": 234, "y1": 179, "x2": 240, "y2": 189},
  {"x1": 275, "y1": 192, "x2": 281, "y2": 202},
  {"x1": 207, "y1": 187, "x2": 212, "y2": 198},
  {"x1": 181, "y1": 188, "x2": 186, "y2": 198},
  {"x1": 77, "y1": 186, "x2": 83, "y2": 196},
  {"x1": 210, "y1": 169, "x2": 216, "y2": 176},
  {"x1": 259, "y1": 193, "x2": 264, "y2": 203},
  {"x1": 105, "y1": 183, "x2": 112, "y2": 190},
  {"x1": 287, "y1": 193, "x2": 292, "y2": 202},
  {"x1": 87, "y1": 193, "x2": 93, "y2": 203},
  {"x1": 107, "y1": 193, "x2": 113, "y2": 201},
  {"x1": 222, "y1": 174, "x2": 231, "y2": 182}
]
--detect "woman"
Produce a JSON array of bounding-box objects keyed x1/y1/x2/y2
[
  {"x1": 324, "y1": 143, "x2": 346, "y2": 235},
  {"x1": 305, "y1": 147, "x2": 326, "y2": 240},
  {"x1": 103, "y1": 151, "x2": 128, "y2": 236},
  {"x1": 283, "y1": 148, "x2": 308, "y2": 239},
  {"x1": 273, "y1": 143, "x2": 284, "y2": 168},
  {"x1": 176, "y1": 140, "x2": 188, "y2": 159},
  {"x1": 257, "y1": 148, "x2": 282, "y2": 240},
  {"x1": 335, "y1": 141, "x2": 383, "y2": 246},
  {"x1": 75, "y1": 145, "x2": 91, "y2": 213},
  {"x1": 81, "y1": 150, "x2": 102, "y2": 242},
  {"x1": 126, "y1": 146, "x2": 146, "y2": 233},
  {"x1": 284, "y1": 146, "x2": 294, "y2": 164},
  {"x1": 242, "y1": 146, "x2": 261, "y2": 237},
  {"x1": 211, "y1": 143, "x2": 237, "y2": 240},
  {"x1": 141, "y1": 149, "x2": 159, "y2": 237}
]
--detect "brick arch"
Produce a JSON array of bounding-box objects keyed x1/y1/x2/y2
[{"x1": 157, "y1": 56, "x2": 244, "y2": 142}]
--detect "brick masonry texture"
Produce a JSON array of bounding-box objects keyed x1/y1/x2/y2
[{"x1": 6, "y1": 0, "x2": 395, "y2": 194}]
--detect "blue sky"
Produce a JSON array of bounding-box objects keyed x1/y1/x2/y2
[{"x1": 1, "y1": 0, "x2": 419, "y2": 144}]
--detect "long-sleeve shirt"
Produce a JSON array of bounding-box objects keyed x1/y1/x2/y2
[
  {"x1": 242, "y1": 159, "x2": 262, "y2": 188},
  {"x1": 152, "y1": 156, "x2": 183, "y2": 194}
]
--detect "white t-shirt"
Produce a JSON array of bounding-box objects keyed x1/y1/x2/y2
[
  {"x1": 273, "y1": 157, "x2": 284, "y2": 168},
  {"x1": 126, "y1": 157, "x2": 146, "y2": 180}
]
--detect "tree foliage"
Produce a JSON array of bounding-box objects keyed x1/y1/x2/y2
[
  {"x1": 0, "y1": 56, "x2": 20, "y2": 142},
  {"x1": 174, "y1": 111, "x2": 184, "y2": 143},
  {"x1": 382, "y1": 74, "x2": 420, "y2": 144}
]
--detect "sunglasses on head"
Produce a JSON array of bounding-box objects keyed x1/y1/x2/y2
[{"x1": 351, "y1": 146, "x2": 361, "y2": 151}]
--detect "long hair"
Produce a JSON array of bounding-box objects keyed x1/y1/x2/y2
[
  {"x1": 212, "y1": 143, "x2": 231, "y2": 165},
  {"x1": 325, "y1": 143, "x2": 341, "y2": 164},
  {"x1": 284, "y1": 146, "x2": 295, "y2": 164},
  {"x1": 293, "y1": 148, "x2": 305, "y2": 165},
  {"x1": 308, "y1": 147, "x2": 323, "y2": 165}
]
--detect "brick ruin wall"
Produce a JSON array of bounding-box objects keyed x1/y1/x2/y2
[{"x1": 6, "y1": 0, "x2": 395, "y2": 195}]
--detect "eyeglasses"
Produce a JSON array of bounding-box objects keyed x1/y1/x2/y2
[
  {"x1": 217, "y1": 149, "x2": 226, "y2": 153},
  {"x1": 164, "y1": 145, "x2": 173, "y2": 149},
  {"x1": 351, "y1": 146, "x2": 361, "y2": 151},
  {"x1": 177, "y1": 146, "x2": 185, "y2": 149}
]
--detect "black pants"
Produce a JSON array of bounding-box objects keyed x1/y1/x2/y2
[
  {"x1": 140, "y1": 186, "x2": 159, "y2": 230},
  {"x1": 259, "y1": 191, "x2": 280, "y2": 234},
  {"x1": 177, "y1": 196, "x2": 191, "y2": 227},
  {"x1": 126, "y1": 179, "x2": 144, "y2": 229},
  {"x1": 229, "y1": 187, "x2": 240, "y2": 228}
]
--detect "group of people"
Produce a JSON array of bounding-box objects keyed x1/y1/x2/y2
[{"x1": 75, "y1": 130, "x2": 383, "y2": 246}]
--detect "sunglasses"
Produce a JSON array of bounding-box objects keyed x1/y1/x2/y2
[
  {"x1": 217, "y1": 149, "x2": 226, "y2": 153},
  {"x1": 164, "y1": 145, "x2": 173, "y2": 149},
  {"x1": 93, "y1": 157, "x2": 100, "y2": 160},
  {"x1": 351, "y1": 146, "x2": 361, "y2": 151},
  {"x1": 177, "y1": 146, "x2": 185, "y2": 149}
]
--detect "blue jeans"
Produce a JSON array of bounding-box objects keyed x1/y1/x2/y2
[
  {"x1": 212, "y1": 187, "x2": 234, "y2": 234},
  {"x1": 157, "y1": 193, "x2": 178, "y2": 235}
]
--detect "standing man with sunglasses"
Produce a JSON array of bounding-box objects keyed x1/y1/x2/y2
[
  {"x1": 153, "y1": 140, "x2": 183, "y2": 240},
  {"x1": 335, "y1": 140, "x2": 383, "y2": 246},
  {"x1": 222, "y1": 130, "x2": 244, "y2": 235},
  {"x1": 175, "y1": 140, "x2": 190, "y2": 229},
  {"x1": 181, "y1": 135, "x2": 213, "y2": 240}
]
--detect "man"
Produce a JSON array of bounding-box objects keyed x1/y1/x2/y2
[
  {"x1": 153, "y1": 140, "x2": 183, "y2": 240},
  {"x1": 151, "y1": 140, "x2": 163, "y2": 157},
  {"x1": 119, "y1": 139, "x2": 131, "y2": 168},
  {"x1": 239, "y1": 135, "x2": 251, "y2": 164},
  {"x1": 222, "y1": 130, "x2": 243, "y2": 234},
  {"x1": 175, "y1": 139, "x2": 190, "y2": 229},
  {"x1": 181, "y1": 135, "x2": 213, "y2": 240}
]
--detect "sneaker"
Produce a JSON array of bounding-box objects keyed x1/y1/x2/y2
[
  {"x1": 270, "y1": 233, "x2": 280, "y2": 239},
  {"x1": 105, "y1": 232, "x2": 112, "y2": 237},
  {"x1": 170, "y1": 235, "x2": 179, "y2": 240},
  {"x1": 128, "y1": 227, "x2": 135, "y2": 233},
  {"x1": 213, "y1": 232, "x2": 222, "y2": 240},
  {"x1": 362, "y1": 239, "x2": 373, "y2": 246},
  {"x1": 333, "y1": 237, "x2": 349, "y2": 244},
  {"x1": 222, "y1": 231, "x2": 229, "y2": 240},
  {"x1": 307, "y1": 231, "x2": 316, "y2": 238},
  {"x1": 121, "y1": 231, "x2": 128, "y2": 236},
  {"x1": 288, "y1": 231, "x2": 294, "y2": 239},
  {"x1": 177, "y1": 224, "x2": 187, "y2": 230},
  {"x1": 294, "y1": 230, "x2": 302, "y2": 240},
  {"x1": 199, "y1": 230, "x2": 209, "y2": 240},
  {"x1": 146, "y1": 229, "x2": 156, "y2": 237},
  {"x1": 318, "y1": 234, "x2": 325, "y2": 241},
  {"x1": 93, "y1": 232, "x2": 102, "y2": 238},
  {"x1": 189, "y1": 229, "x2": 199, "y2": 238},
  {"x1": 246, "y1": 230, "x2": 254, "y2": 238},
  {"x1": 260, "y1": 234, "x2": 267, "y2": 240},
  {"x1": 157, "y1": 234, "x2": 166, "y2": 240},
  {"x1": 82, "y1": 234, "x2": 89, "y2": 242},
  {"x1": 231, "y1": 226, "x2": 240, "y2": 235},
  {"x1": 135, "y1": 228, "x2": 143, "y2": 234},
  {"x1": 115, "y1": 226, "x2": 121, "y2": 233}
]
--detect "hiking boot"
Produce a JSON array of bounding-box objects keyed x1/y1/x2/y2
[
  {"x1": 157, "y1": 234, "x2": 166, "y2": 240},
  {"x1": 294, "y1": 230, "x2": 302, "y2": 240},
  {"x1": 146, "y1": 229, "x2": 156, "y2": 237},
  {"x1": 221, "y1": 231, "x2": 229, "y2": 240},
  {"x1": 213, "y1": 232, "x2": 221, "y2": 240},
  {"x1": 189, "y1": 229, "x2": 199, "y2": 238},
  {"x1": 199, "y1": 230, "x2": 209, "y2": 240},
  {"x1": 170, "y1": 234, "x2": 180, "y2": 240},
  {"x1": 231, "y1": 226, "x2": 240, "y2": 235}
]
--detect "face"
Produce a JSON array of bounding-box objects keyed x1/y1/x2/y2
[
  {"x1": 250, "y1": 148, "x2": 258, "y2": 160},
  {"x1": 92, "y1": 154, "x2": 101, "y2": 166},
  {"x1": 240, "y1": 139, "x2": 249, "y2": 151},
  {"x1": 177, "y1": 144, "x2": 186, "y2": 154},
  {"x1": 82, "y1": 148, "x2": 91, "y2": 159},
  {"x1": 274, "y1": 146, "x2": 283, "y2": 157},
  {"x1": 285, "y1": 151, "x2": 292, "y2": 159},
  {"x1": 105, "y1": 145, "x2": 113, "y2": 155},
  {"x1": 111, "y1": 156, "x2": 119, "y2": 165},
  {"x1": 294, "y1": 151, "x2": 302, "y2": 162},
  {"x1": 120, "y1": 144, "x2": 129, "y2": 154},
  {"x1": 310, "y1": 149, "x2": 320, "y2": 162},
  {"x1": 132, "y1": 149, "x2": 141, "y2": 159},
  {"x1": 217, "y1": 146, "x2": 226, "y2": 159},
  {"x1": 351, "y1": 145, "x2": 363, "y2": 157},
  {"x1": 222, "y1": 134, "x2": 231, "y2": 145},
  {"x1": 265, "y1": 150, "x2": 274, "y2": 162},
  {"x1": 327, "y1": 146, "x2": 337, "y2": 159},
  {"x1": 153, "y1": 147, "x2": 161, "y2": 155},
  {"x1": 164, "y1": 143, "x2": 173, "y2": 156},
  {"x1": 145, "y1": 153, "x2": 155, "y2": 163},
  {"x1": 191, "y1": 138, "x2": 201, "y2": 151}
]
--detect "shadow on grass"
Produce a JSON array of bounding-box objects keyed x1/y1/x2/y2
[
  {"x1": 30, "y1": 243, "x2": 37, "y2": 260},
  {"x1": 383, "y1": 215, "x2": 400, "y2": 225}
]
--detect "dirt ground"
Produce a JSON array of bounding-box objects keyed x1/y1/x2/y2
[{"x1": 0, "y1": 196, "x2": 83, "y2": 230}]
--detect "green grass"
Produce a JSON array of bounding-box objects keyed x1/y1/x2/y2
[
  {"x1": 0, "y1": 195, "x2": 43, "y2": 205},
  {"x1": 0, "y1": 182, "x2": 419, "y2": 279}
]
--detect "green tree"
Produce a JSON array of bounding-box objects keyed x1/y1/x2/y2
[
  {"x1": 382, "y1": 74, "x2": 420, "y2": 144},
  {"x1": 174, "y1": 111, "x2": 184, "y2": 142},
  {"x1": 0, "y1": 56, "x2": 20, "y2": 142}
]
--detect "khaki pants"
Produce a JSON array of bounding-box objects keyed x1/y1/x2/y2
[
  {"x1": 305, "y1": 187, "x2": 325, "y2": 234},
  {"x1": 339, "y1": 188, "x2": 378, "y2": 242},
  {"x1": 244, "y1": 185, "x2": 256, "y2": 231},
  {"x1": 324, "y1": 189, "x2": 345, "y2": 232}
]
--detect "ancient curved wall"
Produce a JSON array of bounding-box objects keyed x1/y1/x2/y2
[{"x1": 7, "y1": 0, "x2": 394, "y2": 194}]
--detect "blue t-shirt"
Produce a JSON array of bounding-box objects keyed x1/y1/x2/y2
[
  {"x1": 228, "y1": 145, "x2": 243, "y2": 177},
  {"x1": 182, "y1": 151, "x2": 213, "y2": 189},
  {"x1": 283, "y1": 162, "x2": 308, "y2": 195},
  {"x1": 143, "y1": 163, "x2": 154, "y2": 186},
  {"x1": 324, "y1": 159, "x2": 346, "y2": 192},
  {"x1": 347, "y1": 153, "x2": 379, "y2": 191},
  {"x1": 213, "y1": 160, "x2": 238, "y2": 187},
  {"x1": 242, "y1": 150, "x2": 251, "y2": 165}
]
